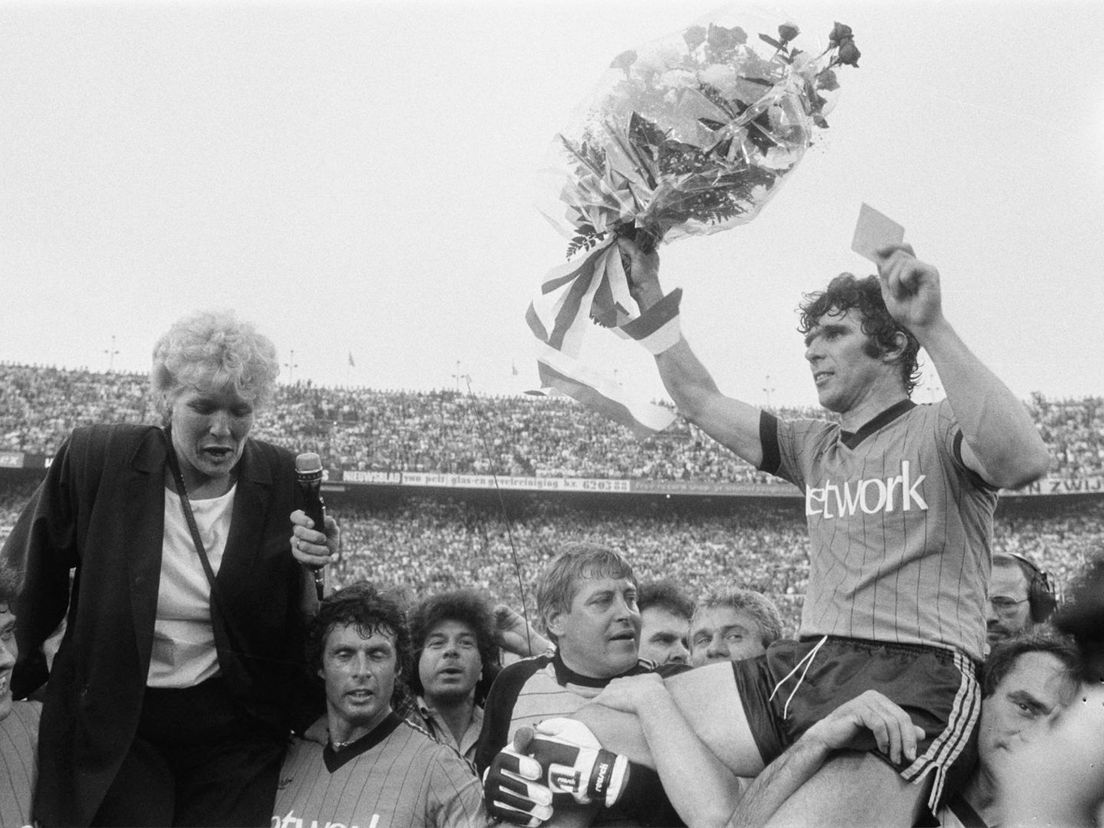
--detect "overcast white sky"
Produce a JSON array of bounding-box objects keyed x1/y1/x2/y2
[{"x1": 2, "y1": 0, "x2": 1102, "y2": 409}]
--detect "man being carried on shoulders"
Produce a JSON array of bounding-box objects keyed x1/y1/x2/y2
[{"x1": 492, "y1": 240, "x2": 1050, "y2": 827}]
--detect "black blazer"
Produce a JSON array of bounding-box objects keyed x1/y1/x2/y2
[{"x1": 5, "y1": 424, "x2": 320, "y2": 826}]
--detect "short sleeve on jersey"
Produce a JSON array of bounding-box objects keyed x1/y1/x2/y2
[{"x1": 758, "y1": 412, "x2": 781, "y2": 476}]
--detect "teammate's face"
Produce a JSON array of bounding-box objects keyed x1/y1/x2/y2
[
  {"x1": 803, "y1": 307, "x2": 891, "y2": 414},
  {"x1": 418, "y1": 619, "x2": 482, "y2": 705},
  {"x1": 547, "y1": 576, "x2": 640, "y2": 679},
  {"x1": 1001, "y1": 681, "x2": 1104, "y2": 824},
  {"x1": 976, "y1": 651, "x2": 1075, "y2": 783},
  {"x1": 690, "y1": 606, "x2": 766, "y2": 667},
  {"x1": 638, "y1": 606, "x2": 690, "y2": 667},
  {"x1": 0, "y1": 604, "x2": 17, "y2": 720},
  {"x1": 168, "y1": 381, "x2": 254, "y2": 493},
  {"x1": 987, "y1": 563, "x2": 1033, "y2": 650},
  {"x1": 320, "y1": 622, "x2": 399, "y2": 744}
]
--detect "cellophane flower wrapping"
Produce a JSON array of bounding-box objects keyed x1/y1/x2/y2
[
  {"x1": 545, "y1": 13, "x2": 854, "y2": 254},
  {"x1": 528, "y1": 11, "x2": 858, "y2": 436}
]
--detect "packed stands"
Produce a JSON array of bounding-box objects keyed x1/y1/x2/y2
[
  {"x1": 4, "y1": 477, "x2": 1102, "y2": 638},
  {"x1": 2, "y1": 362, "x2": 1101, "y2": 636},
  {"x1": 3, "y1": 363, "x2": 1103, "y2": 481}
]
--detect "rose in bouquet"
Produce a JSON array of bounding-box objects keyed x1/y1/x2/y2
[{"x1": 527, "y1": 14, "x2": 859, "y2": 436}]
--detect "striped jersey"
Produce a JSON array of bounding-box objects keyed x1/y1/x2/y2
[
  {"x1": 272, "y1": 713, "x2": 489, "y2": 828},
  {"x1": 0, "y1": 700, "x2": 40, "y2": 828},
  {"x1": 761, "y1": 400, "x2": 997, "y2": 662}
]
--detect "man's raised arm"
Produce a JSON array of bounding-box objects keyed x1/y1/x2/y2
[
  {"x1": 618, "y1": 237, "x2": 764, "y2": 468},
  {"x1": 876, "y1": 245, "x2": 1051, "y2": 490}
]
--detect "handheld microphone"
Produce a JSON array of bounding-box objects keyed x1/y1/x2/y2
[{"x1": 295, "y1": 452, "x2": 327, "y2": 601}]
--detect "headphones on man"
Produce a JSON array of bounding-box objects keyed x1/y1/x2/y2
[{"x1": 1009, "y1": 552, "x2": 1058, "y2": 623}]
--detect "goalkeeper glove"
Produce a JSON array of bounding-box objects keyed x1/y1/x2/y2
[
  {"x1": 483, "y1": 735, "x2": 554, "y2": 827},
  {"x1": 529, "y1": 718, "x2": 630, "y2": 808}
]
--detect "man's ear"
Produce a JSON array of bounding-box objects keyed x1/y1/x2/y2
[
  {"x1": 881, "y1": 331, "x2": 909, "y2": 363},
  {"x1": 544, "y1": 608, "x2": 564, "y2": 639}
]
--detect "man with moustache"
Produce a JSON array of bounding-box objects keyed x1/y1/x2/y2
[{"x1": 986, "y1": 553, "x2": 1057, "y2": 653}]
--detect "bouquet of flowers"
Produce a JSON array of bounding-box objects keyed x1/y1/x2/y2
[{"x1": 527, "y1": 13, "x2": 860, "y2": 436}]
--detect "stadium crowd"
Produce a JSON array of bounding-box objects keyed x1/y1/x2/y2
[
  {"x1": 3, "y1": 362, "x2": 1103, "y2": 482},
  {"x1": 3, "y1": 479, "x2": 1101, "y2": 638},
  {"x1": 2, "y1": 362, "x2": 1100, "y2": 649},
  {"x1": 2, "y1": 295, "x2": 1103, "y2": 826}
]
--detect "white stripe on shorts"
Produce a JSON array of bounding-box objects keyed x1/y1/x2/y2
[{"x1": 901, "y1": 648, "x2": 981, "y2": 811}]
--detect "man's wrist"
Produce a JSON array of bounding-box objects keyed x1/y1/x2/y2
[
  {"x1": 795, "y1": 724, "x2": 839, "y2": 761},
  {"x1": 630, "y1": 283, "x2": 665, "y2": 310},
  {"x1": 624, "y1": 288, "x2": 683, "y2": 356}
]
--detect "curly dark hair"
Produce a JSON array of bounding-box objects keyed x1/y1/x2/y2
[
  {"x1": 307, "y1": 582, "x2": 411, "y2": 708},
  {"x1": 407, "y1": 588, "x2": 500, "y2": 706},
  {"x1": 798, "y1": 273, "x2": 922, "y2": 396},
  {"x1": 638, "y1": 579, "x2": 694, "y2": 622}
]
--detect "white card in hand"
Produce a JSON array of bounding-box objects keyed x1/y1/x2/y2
[{"x1": 851, "y1": 203, "x2": 905, "y2": 263}]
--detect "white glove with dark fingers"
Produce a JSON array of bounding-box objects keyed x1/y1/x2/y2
[
  {"x1": 482, "y1": 738, "x2": 554, "y2": 827},
  {"x1": 529, "y1": 718, "x2": 630, "y2": 808}
]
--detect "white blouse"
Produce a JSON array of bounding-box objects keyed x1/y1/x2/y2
[{"x1": 147, "y1": 484, "x2": 236, "y2": 688}]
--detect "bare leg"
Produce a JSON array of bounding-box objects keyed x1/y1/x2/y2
[
  {"x1": 763, "y1": 751, "x2": 930, "y2": 828},
  {"x1": 573, "y1": 661, "x2": 765, "y2": 777}
]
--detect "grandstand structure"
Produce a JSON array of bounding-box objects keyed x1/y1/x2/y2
[{"x1": 2, "y1": 362, "x2": 1102, "y2": 633}]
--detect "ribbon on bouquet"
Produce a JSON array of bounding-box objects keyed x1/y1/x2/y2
[{"x1": 525, "y1": 234, "x2": 682, "y2": 438}]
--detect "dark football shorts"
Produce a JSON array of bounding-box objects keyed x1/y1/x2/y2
[{"x1": 731, "y1": 636, "x2": 981, "y2": 810}]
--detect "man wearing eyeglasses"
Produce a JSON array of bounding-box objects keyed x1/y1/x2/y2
[{"x1": 987, "y1": 554, "x2": 1055, "y2": 653}]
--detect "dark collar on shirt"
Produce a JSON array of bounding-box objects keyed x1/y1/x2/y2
[
  {"x1": 840, "y1": 399, "x2": 916, "y2": 449},
  {"x1": 552, "y1": 653, "x2": 653, "y2": 688},
  {"x1": 323, "y1": 711, "x2": 403, "y2": 772},
  {"x1": 551, "y1": 650, "x2": 650, "y2": 688}
]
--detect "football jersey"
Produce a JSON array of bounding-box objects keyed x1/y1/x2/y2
[
  {"x1": 475, "y1": 651, "x2": 685, "y2": 826},
  {"x1": 273, "y1": 713, "x2": 488, "y2": 828},
  {"x1": 763, "y1": 400, "x2": 997, "y2": 661},
  {"x1": 475, "y1": 652, "x2": 660, "y2": 773},
  {"x1": 0, "y1": 700, "x2": 40, "y2": 828}
]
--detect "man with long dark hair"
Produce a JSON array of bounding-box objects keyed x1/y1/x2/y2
[{"x1": 491, "y1": 241, "x2": 1051, "y2": 827}]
